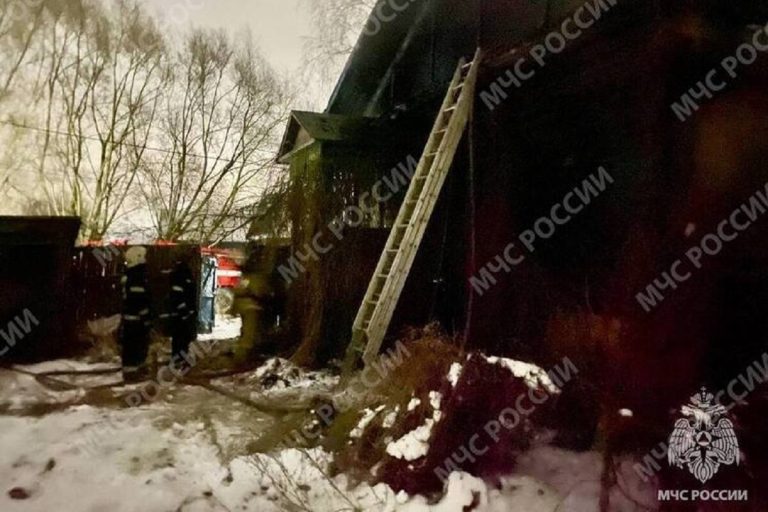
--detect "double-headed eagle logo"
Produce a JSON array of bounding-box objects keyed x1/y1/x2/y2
[{"x1": 668, "y1": 388, "x2": 740, "y2": 483}]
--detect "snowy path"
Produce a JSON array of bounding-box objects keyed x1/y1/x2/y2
[
  {"x1": 0, "y1": 353, "x2": 657, "y2": 512},
  {"x1": 0, "y1": 365, "x2": 280, "y2": 512}
]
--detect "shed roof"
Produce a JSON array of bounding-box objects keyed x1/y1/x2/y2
[{"x1": 0, "y1": 216, "x2": 81, "y2": 246}]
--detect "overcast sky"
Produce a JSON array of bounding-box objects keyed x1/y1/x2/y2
[{"x1": 139, "y1": 0, "x2": 329, "y2": 107}]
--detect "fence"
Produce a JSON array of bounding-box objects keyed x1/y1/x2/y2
[{"x1": 71, "y1": 245, "x2": 202, "y2": 330}]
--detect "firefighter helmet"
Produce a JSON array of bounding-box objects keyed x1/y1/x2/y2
[{"x1": 125, "y1": 246, "x2": 147, "y2": 268}]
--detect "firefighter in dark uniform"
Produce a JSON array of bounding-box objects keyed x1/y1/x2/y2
[
  {"x1": 168, "y1": 259, "x2": 197, "y2": 364},
  {"x1": 121, "y1": 246, "x2": 152, "y2": 382},
  {"x1": 232, "y1": 245, "x2": 280, "y2": 364}
]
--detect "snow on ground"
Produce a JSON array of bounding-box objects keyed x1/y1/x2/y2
[
  {"x1": 0, "y1": 370, "x2": 85, "y2": 411},
  {"x1": 11, "y1": 359, "x2": 124, "y2": 389},
  {"x1": 483, "y1": 356, "x2": 560, "y2": 393},
  {"x1": 211, "y1": 357, "x2": 339, "y2": 408},
  {"x1": 0, "y1": 364, "x2": 296, "y2": 511},
  {"x1": 398, "y1": 473, "x2": 563, "y2": 512},
  {"x1": 386, "y1": 391, "x2": 443, "y2": 462},
  {"x1": 447, "y1": 362, "x2": 463, "y2": 387},
  {"x1": 198, "y1": 316, "x2": 242, "y2": 344},
  {"x1": 351, "y1": 405, "x2": 387, "y2": 439},
  {"x1": 0, "y1": 347, "x2": 655, "y2": 511},
  {"x1": 0, "y1": 406, "x2": 232, "y2": 511},
  {"x1": 515, "y1": 446, "x2": 657, "y2": 512},
  {"x1": 15, "y1": 360, "x2": 120, "y2": 374}
]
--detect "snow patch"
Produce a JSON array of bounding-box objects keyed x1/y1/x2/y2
[
  {"x1": 386, "y1": 392, "x2": 443, "y2": 461},
  {"x1": 0, "y1": 370, "x2": 85, "y2": 410},
  {"x1": 197, "y1": 315, "x2": 242, "y2": 342},
  {"x1": 382, "y1": 407, "x2": 399, "y2": 429},
  {"x1": 213, "y1": 357, "x2": 338, "y2": 400},
  {"x1": 483, "y1": 356, "x2": 559, "y2": 393},
  {"x1": 447, "y1": 362, "x2": 463, "y2": 387},
  {"x1": 350, "y1": 405, "x2": 386, "y2": 439}
]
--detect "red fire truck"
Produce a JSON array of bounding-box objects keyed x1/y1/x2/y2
[{"x1": 201, "y1": 247, "x2": 243, "y2": 313}]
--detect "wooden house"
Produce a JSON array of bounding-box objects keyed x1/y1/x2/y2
[{"x1": 277, "y1": 0, "x2": 768, "y2": 408}]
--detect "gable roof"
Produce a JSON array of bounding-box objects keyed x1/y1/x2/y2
[{"x1": 277, "y1": 111, "x2": 390, "y2": 163}]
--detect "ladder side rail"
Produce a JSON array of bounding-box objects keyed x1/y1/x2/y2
[
  {"x1": 350, "y1": 150, "x2": 436, "y2": 334},
  {"x1": 363, "y1": 100, "x2": 473, "y2": 362},
  {"x1": 356, "y1": 50, "x2": 483, "y2": 363},
  {"x1": 363, "y1": 76, "x2": 478, "y2": 362},
  {"x1": 374, "y1": 53, "x2": 481, "y2": 317},
  {"x1": 350, "y1": 59, "x2": 467, "y2": 336},
  {"x1": 363, "y1": 53, "x2": 482, "y2": 360},
  {"x1": 351, "y1": 158, "x2": 430, "y2": 332},
  {"x1": 364, "y1": 100, "x2": 467, "y2": 341}
]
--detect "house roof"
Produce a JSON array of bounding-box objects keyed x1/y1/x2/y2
[
  {"x1": 324, "y1": 0, "x2": 433, "y2": 115},
  {"x1": 276, "y1": 0, "x2": 439, "y2": 163},
  {"x1": 276, "y1": 110, "x2": 417, "y2": 163}
]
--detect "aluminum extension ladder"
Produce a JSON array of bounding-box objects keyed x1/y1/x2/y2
[{"x1": 345, "y1": 48, "x2": 483, "y2": 370}]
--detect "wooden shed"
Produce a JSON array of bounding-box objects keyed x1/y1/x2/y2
[{"x1": 0, "y1": 216, "x2": 81, "y2": 363}]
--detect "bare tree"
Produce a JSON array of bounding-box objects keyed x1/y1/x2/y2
[
  {"x1": 301, "y1": 0, "x2": 375, "y2": 97},
  {"x1": 0, "y1": 0, "x2": 46, "y2": 101},
  {"x1": 2, "y1": 1, "x2": 289, "y2": 242},
  {"x1": 138, "y1": 29, "x2": 289, "y2": 243},
  {"x1": 77, "y1": 1, "x2": 166, "y2": 240},
  {"x1": 0, "y1": 0, "x2": 47, "y2": 195},
  {"x1": 16, "y1": 0, "x2": 167, "y2": 240}
]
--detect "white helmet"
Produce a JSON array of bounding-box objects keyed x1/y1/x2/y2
[{"x1": 125, "y1": 246, "x2": 147, "y2": 268}]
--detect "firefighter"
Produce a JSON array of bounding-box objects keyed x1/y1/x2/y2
[
  {"x1": 232, "y1": 247, "x2": 277, "y2": 364},
  {"x1": 167, "y1": 258, "x2": 197, "y2": 366},
  {"x1": 120, "y1": 246, "x2": 152, "y2": 382}
]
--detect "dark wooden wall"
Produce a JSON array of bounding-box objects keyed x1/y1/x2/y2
[{"x1": 0, "y1": 217, "x2": 80, "y2": 363}]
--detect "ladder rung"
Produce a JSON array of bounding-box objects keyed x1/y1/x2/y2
[{"x1": 348, "y1": 50, "x2": 481, "y2": 372}]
